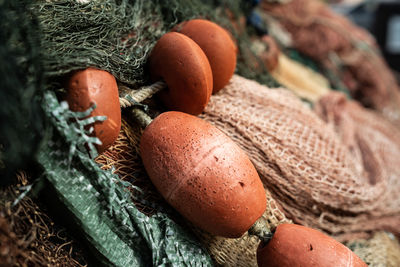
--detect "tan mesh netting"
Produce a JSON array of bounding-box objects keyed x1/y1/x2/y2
[
  {"x1": 259, "y1": 0, "x2": 400, "y2": 126},
  {"x1": 314, "y1": 91, "x2": 400, "y2": 234},
  {"x1": 95, "y1": 119, "x2": 166, "y2": 216},
  {"x1": 200, "y1": 75, "x2": 400, "y2": 242}
]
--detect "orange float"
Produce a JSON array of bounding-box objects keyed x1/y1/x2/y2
[
  {"x1": 174, "y1": 19, "x2": 237, "y2": 93},
  {"x1": 148, "y1": 32, "x2": 213, "y2": 115},
  {"x1": 66, "y1": 68, "x2": 121, "y2": 154}
]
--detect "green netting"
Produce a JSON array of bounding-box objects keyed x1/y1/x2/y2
[{"x1": 34, "y1": 0, "x2": 278, "y2": 89}]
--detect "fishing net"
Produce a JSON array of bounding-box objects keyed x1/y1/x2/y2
[
  {"x1": 35, "y1": 0, "x2": 278, "y2": 89},
  {"x1": 36, "y1": 91, "x2": 213, "y2": 266},
  {"x1": 1, "y1": 0, "x2": 282, "y2": 265},
  {"x1": 2, "y1": 0, "x2": 400, "y2": 266},
  {"x1": 93, "y1": 75, "x2": 400, "y2": 266},
  {"x1": 200, "y1": 75, "x2": 400, "y2": 243},
  {"x1": 95, "y1": 119, "x2": 165, "y2": 217},
  {"x1": 259, "y1": 0, "x2": 400, "y2": 126},
  {"x1": 90, "y1": 116, "x2": 289, "y2": 267},
  {"x1": 314, "y1": 91, "x2": 400, "y2": 238}
]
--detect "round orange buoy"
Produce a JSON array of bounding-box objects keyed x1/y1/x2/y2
[
  {"x1": 148, "y1": 32, "x2": 213, "y2": 115},
  {"x1": 174, "y1": 19, "x2": 237, "y2": 93},
  {"x1": 257, "y1": 224, "x2": 367, "y2": 267}
]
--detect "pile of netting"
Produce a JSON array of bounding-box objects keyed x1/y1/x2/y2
[
  {"x1": 198, "y1": 75, "x2": 400, "y2": 265},
  {"x1": 36, "y1": 0, "x2": 277, "y2": 88},
  {"x1": 2, "y1": 0, "x2": 400, "y2": 266},
  {"x1": 259, "y1": 0, "x2": 400, "y2": 127},
  {"x1": 0, "y1": 172, "x2": 86, "y2": 266}
]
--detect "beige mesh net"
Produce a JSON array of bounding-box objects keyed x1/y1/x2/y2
[
  {"x1": 95, "y1": 119, "x2": 165, "y2": 216},
  {"x1": 259, "y1": 0, "x2": 400, "y2": 127},
  {"x1": 200, "y1": 75, "x2": 400, "y2": 242},
  {"x1": 314, "y1": 91, "x2": 400, "y2": 237}
]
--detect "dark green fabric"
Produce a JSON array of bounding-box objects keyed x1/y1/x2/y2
[{"x1": 0, "y1": 0, "x2": 45, "y2": 184}]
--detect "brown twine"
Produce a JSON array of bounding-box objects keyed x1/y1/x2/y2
[
  {"x1": 130, "y1": 108, "x2": 152, "y2": 128},
  {"x1": 259, "y1": 0, "x2": 400, "y2": 126},
  {"x1": 0, "y1": 171, "x2": 87, "y2": 266},
  {"x1": 95, "y1": 119, "x2": 164, "y2": 215}
]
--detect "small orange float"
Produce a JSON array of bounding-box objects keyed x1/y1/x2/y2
[{"x1": 66, "y1": 68, "x2": 121, "y2": 154}]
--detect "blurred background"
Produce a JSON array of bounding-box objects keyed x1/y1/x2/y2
[{"x1": 328, "y1": 0, "x2": 400, "y2": 74}]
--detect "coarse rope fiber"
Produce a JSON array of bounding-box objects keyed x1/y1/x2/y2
[
  {"x1": 119, "y1": 81, "x2": 166, "y2": 108},
  {"x1": 0, "y1": 172, "x2": 87, "y2": 266}
]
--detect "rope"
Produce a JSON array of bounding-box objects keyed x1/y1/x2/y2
[
  {"x1": 131, "y1": 108, "x2": 152, "y2": 128},
  {"x1": 248, "y1": 217, "x2": 273, "y2": 243},
  {"x1": 119, "y1": 80, "x2": 166, "y2": 108}
]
